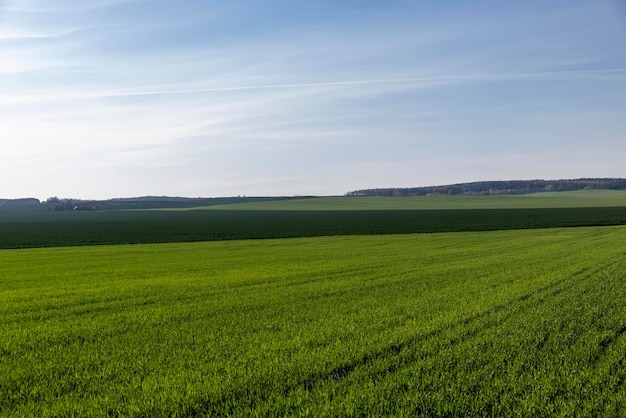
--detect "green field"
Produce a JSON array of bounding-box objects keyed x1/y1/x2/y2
[
  {"x1": 179, "y1": 190, "x2": 626, "y2": 210},
  {"x1": 1, "y1": 226, "x2": 625, "y2": 416},
  {"x1": 2, "y1": 205, "x2": 626, "y2": 249},
  {"x1": 2, "y1": 190, "x2": 626, "y2": 415}
]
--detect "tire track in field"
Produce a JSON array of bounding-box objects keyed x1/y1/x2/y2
[
  {"x1": 582, "y1": 266, "x2": 626, "y2": 366},
  {"x1": 291, "y1": 278, "x2": 568, "y2": 393},
  {"x1": 184, "y1": 256, "x2": 623, "y2": 415},
  {"x1": 289, "y1": 257, "x2": 623, "y2": 395},
  {"x1": 593, "y1": 324, "x2": 626, "y2": 362},
  {"x1": 183, "y1": 270, "x2": 575, "y2": 416}
]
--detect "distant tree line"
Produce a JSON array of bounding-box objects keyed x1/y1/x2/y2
[
  {"x1": 46, "y1": 197, "x2": 102, "y2": 211},
  {"x1": 0, "y1": 198, "x2": 40, "y2": 207},
  {"x1": 347, "y1": 178, "x2": 626, "y2": 197}
]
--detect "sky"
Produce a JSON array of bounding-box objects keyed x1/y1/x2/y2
[{"x1": 1, "y1": 0, "x2": 625, "y2": 199}]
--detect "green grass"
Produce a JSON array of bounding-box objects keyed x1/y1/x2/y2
[
  {"x1": 1, "y1": 226, "x2": 626, "y2": 416},
  {"x1": 180, "y1": 190, "x2": 626, "y2": 210}
]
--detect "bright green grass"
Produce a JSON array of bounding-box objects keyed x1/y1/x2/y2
[
  {"x1": 1, "y1": 227, "x2": 626, "y2": 416},
  {"x1": 177, "y1": 190, "x2": 626, "y2": 210}
]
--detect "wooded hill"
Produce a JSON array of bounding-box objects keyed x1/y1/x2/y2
[
  {"x1": 0, "y1": 198, "x2": 40, "y2": 206},
  {"x1": 347, "y1": 178, "x2": 626, "y2": 197}
]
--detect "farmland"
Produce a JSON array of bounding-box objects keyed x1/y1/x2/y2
[
  {"x1": 1, "y1": 191, "x2": 626, "y2": 415},
  {"x1": 1, "y1": 191, "x2": 626, "y2": 249},
  {"x1": 1, "y1": 226, "x2": 626, "y2": 416},
  {"x1": 179, "y1": 190, "x2": 626, "y2": 211}
]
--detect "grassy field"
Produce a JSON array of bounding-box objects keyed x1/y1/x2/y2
[
  {"x1": 1, "y1": 226, "x2": 626, "y2": 416},
  {"x1": 2, "y1": 191, "x2": 625, "y2": 415},
  {"x1": 179, "y1": 190, "x2": 626, "y2": 210}
]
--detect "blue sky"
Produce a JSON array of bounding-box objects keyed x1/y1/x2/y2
[{"x1": 1, "y1": 0, "x2": 625, "y2": 199}]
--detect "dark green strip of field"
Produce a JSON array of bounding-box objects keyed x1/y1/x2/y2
[{"x1": 2, "y1": 207, "x2": 626, "y2": 249}]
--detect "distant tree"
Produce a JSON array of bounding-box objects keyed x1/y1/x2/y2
[{"x1": 346, "y1": 178, "x2": 626, "y2": 197}]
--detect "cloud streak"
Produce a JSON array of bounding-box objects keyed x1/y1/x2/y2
[
  {"x1": 4, "y1": 68, "x2": 625, "y2": 108},
  {"x1": 82, "y1": 67, "x2": 626, "y2": 96}
]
